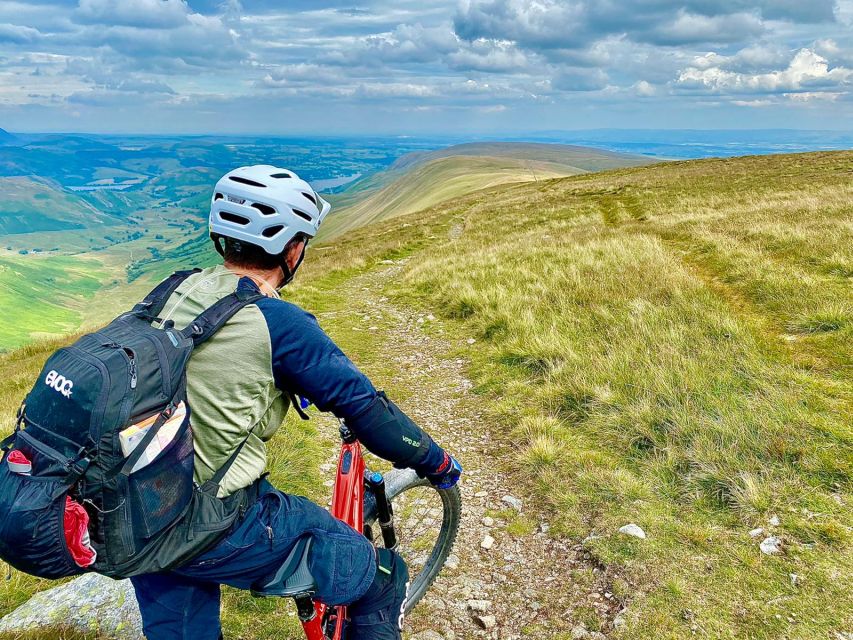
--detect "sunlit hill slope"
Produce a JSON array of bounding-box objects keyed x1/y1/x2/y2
[{"x1": 318, "y1": 142, "x2": 654, "y2": 240}]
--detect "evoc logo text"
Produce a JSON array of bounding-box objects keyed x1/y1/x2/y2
[{"x1": 45, "y1": 370, "x2": 74, "y2": 398}]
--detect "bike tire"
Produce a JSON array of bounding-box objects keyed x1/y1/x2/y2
[{"x1": 365, "y1": 468, "x2": 461, "y2": 613}]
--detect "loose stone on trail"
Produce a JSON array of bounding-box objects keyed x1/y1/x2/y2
[
  {"x1": 501, "y1": 495, "x2": 523, "y2": 511},
  {"x1": 473, "y1": 614, "x2": 497, "y2": 630},
  {"x1": 618, "y1": 524, "x2": 646, "y2": 539},
  {"x1": 760, "y1": 536, "x2": 783, "y2": 555},
  {"x1": 467, "y1": 599, "x2": 492, "y2": 612}
]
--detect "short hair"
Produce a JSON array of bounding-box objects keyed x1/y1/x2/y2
[{"x1": 221, "y1": 235, "x2": 307, "y2": 270}]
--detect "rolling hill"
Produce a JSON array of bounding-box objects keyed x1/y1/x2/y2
[
  {"x1": 0, "y1": 151, "x2": 850, "y2": 639},
  {"x1": 318, "y1": 142, "x2": 655, "y2": 240},
  {"x1": 0, "y1": 177, "x2": 121, "y2": 236},
  {"x1": 389, "y1": 141, "x2": 653, "y2": 173}
]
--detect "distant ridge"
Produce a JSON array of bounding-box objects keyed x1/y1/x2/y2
[
  {"x1": 0, "y1": 128, "x2": 19, "y2": 145},
  {"x1": 391, "y1": 141, "x2": 653, "y2": 173},
  {"x1": 318, "y1": 142, "x2": 656, "y2": 240}
]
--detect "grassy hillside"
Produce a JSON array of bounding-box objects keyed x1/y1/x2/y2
[
  {"x1": 310, "y1": 150, "x2": 852, "y2": 638},
  {"x1": 0, "y1": 151, "x2": 850, "y2": 639},
  {"x1": 0, "y1": 254, "x2": 113, "y2": 350},
  {"x1": 320, "y1": 142, "x2": 656, "y2": 241},
  {"x1": 0, "y1": 178, "x2": 120, "y2": 236},
  {"x1": 318, "y1": 155, "x2": 579, "y2": 241}
]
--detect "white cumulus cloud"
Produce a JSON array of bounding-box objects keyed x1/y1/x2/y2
[{"x1": 677, "y1": 48, "x2": 853, "y2": 94}]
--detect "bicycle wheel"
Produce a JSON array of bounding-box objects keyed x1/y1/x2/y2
[{"x1": 364, "y1": 468, "x2": 461, "y2": 612}]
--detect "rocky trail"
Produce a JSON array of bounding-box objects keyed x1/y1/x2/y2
[{"x1": 313, "y1": 262, "x2": 623, "y2": 640}]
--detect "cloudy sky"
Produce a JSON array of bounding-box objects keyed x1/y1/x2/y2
[{"x1": 0, "y1": 0, "x2": 851, "y2": 134}]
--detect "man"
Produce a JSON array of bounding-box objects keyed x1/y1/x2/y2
[{"x1": 129, "y1": 165, "x2": 461, "y2": 640}]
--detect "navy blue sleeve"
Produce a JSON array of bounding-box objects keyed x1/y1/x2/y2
[
  {"x1": 254, "y1": 294, "x2": 378, "y2": 420},
  {"x1": 251, "y1": 281, "x2": 447, "y2": 474}
]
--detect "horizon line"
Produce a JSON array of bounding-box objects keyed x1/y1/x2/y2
[{"x1": 4, "y1": 127, "x2": 853, "y2": 138}]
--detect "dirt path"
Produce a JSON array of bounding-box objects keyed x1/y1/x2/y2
[{"x1": 313, "y1": 262, "x2": 620, "y2": 640}]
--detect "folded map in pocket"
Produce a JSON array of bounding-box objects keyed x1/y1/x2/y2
[{"x1": 119, "y1": 402, "x2": 187, "y2": 473}]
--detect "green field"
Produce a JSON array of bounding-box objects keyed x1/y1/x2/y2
[
  {"x1": 388, "y1": 152, "x2": 852, "y2": 638},
  {"x1": 0, "y1": 254, "x2": 113, "y2": 350},
  {"x1": 0, "y1": 151, "x2": 850, "y2": 639}
]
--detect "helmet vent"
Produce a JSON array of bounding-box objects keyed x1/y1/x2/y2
[
  {"x1": 301, "y1": 191, "x2": 317, "y2": 206},
  {"x1": 251, "y1": 202, "x2": 276, "y2": 216},
  {"x1": 261, "y1": 225, "x2": 284, "y2": 238},
  {"x1": 291, "y1": 209, "x2": 312, "y2": 222},
  {"x1": 229, "y1": 176, "x2": 266, "y2": 188},
  {"x1": 270, "y1": 172, "x2": 292, "y2": 179},
  {"x1": 219, "y1": 211, "x2": 250, "y2": 226},
  {"x1": 214, "y1": 192, "x2": 224, "y2": 201}
]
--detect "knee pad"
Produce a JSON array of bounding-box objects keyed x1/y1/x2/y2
[{"x1": 348, "y1": 548, "x2": 410, "y2": 637}]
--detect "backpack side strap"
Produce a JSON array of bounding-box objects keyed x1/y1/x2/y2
[
  {"x1": 132, "y1": 269, "x2": 202, "y2": 320},
  {"x1": 180, "y1": 289, "x2": 265, "y2": 347}
]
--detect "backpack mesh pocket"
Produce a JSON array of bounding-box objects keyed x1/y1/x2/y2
[{"x1": 128, "y1": 418, "x2": 194, "y2": 539}]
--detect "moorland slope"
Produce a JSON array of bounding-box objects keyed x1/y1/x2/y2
[
  {"x1": 319, "y1": 142, "x2": 655, "y2": 240},
  {"x1": 0, "y1": 151, "x2": 850, "y2": 640}
]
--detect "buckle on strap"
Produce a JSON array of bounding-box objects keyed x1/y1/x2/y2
[{"x1": 68, "y1": 457, "x2": 91, "y2": 479}]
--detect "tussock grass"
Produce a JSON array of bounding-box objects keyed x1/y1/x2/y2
[{"x1": 393, "y1": 151, "x2": 852, "y2": 638}]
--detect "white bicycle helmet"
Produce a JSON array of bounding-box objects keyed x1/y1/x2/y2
[{"x1": 209, "y1": 165, "x2": 331, "y2": 256}]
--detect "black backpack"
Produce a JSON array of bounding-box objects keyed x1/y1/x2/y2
[{"x1": 0, "y1": 269, "x2": 263, "y2": 579}]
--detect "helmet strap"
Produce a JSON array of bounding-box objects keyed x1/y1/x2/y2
[{"x1": 211, "y1": 234, "x2": 226, "y2": 257}]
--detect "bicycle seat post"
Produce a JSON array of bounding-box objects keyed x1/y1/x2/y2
[{"x1": 338, "y1": 419, "x2": 356, "y2": 443}]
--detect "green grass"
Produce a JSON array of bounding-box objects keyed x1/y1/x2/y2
[
  {"x1": 0, "y1": 254, "x2": 111, "y2": 351},
  {"x1": 0, "y1": 151, "x2": 850, "y2": 639}
]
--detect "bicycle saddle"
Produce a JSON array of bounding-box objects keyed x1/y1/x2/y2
[{"x1": 250, "y1": 536, "x2": 317, "y2": 598}]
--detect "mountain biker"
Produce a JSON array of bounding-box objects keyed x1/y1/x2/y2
[{"x1": 128, "y1": 165, "x2": 462, "y2": 640}]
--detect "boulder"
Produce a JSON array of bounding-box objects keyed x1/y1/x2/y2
[{"x1": 0, "y1": 574, "x2": 143, "y2": 639}]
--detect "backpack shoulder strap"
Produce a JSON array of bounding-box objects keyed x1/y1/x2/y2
[
  {"x1": 180, "y1": 288, "x2": 264, "y2": 347},
  {"x1": 132, "y1": 269, "x2": 202, "y2": 319}
]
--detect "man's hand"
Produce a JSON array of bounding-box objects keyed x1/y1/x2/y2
[{"x1": 425, "y1": 452, "x2": 462, "y2": 489}]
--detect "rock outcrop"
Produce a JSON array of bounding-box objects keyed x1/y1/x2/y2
[{"x1": 0, "y1": 574, "x2": 143, "y2": 639}]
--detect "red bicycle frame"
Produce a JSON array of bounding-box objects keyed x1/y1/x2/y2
[{"x1": 300, "y1": 437, "x2": 366, "y2": 640}]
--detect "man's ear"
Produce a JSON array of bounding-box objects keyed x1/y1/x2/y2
[{"x1": 285, "y1": 239, "x2": 306, "y2": 270}]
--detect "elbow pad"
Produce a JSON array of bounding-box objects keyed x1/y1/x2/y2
[{"x1": 344, "y1": 391, "x2": 438, "y2": 470}]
